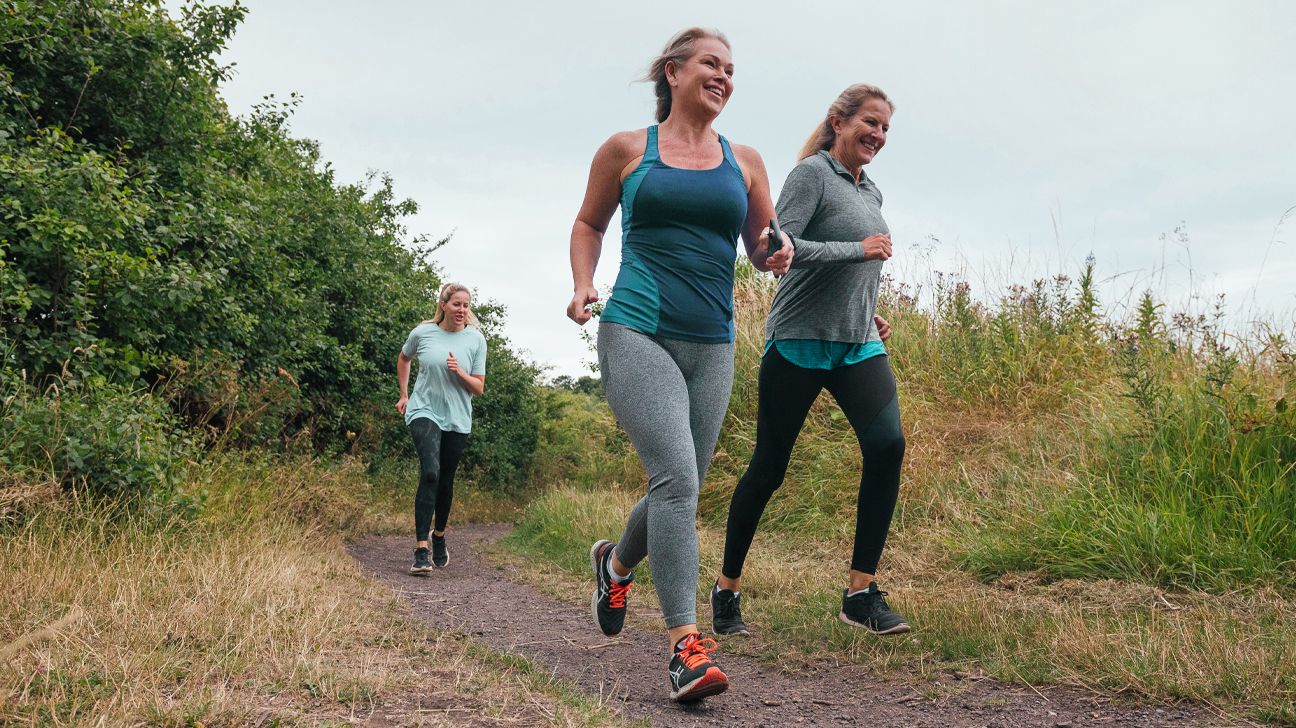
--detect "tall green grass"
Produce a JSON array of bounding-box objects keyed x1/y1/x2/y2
[
  {"x1": 962, "y1": 297, "x2": 1296, "y2": 590},
  {"x1": 727, "y1": 261, "x2": 1296, "y2": 592}
]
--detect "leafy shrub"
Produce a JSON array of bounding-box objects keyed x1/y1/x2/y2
[
  {"x1": 1, "y1": 378, "x2": 196, "y2": 513},
  {"x1": 460, "y1": 327, "x2": 541, "y2": 487}
]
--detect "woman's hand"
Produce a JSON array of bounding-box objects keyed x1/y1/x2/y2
[
  {"x1": 762, "y1": 227, "x2": 795, "y2": 275},
  {"x1": 567, "y1": 286, "x2": 600, "y2": 325},
  {"x1": 394, "y1": 396, "x2": 408, "y2": 415},
  {"x1": 874, "y1": 314, "x2": 892, "y2": 341},
  {"x1": 447, "y1": 352, "x2": 460, "y2": 374},
  {"x1": 862, "y1": 233, "x2": 892, "y2": 261}
]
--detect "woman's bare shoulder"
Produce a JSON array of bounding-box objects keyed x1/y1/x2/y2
[
  {"x1": 596, "y1": 129, "x2": 649, "y2": 161},
  {"x1": 728, "y1": 141, "x2": 764, "y2": 166}
]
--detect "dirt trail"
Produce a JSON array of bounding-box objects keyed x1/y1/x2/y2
[{"x1": 350, "y1": 526, "x2": 1234, "y2": 728}]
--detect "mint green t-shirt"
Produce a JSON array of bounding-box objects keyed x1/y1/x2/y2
[{"x1": 401, "y1": 323, "x2": 487, "y2": 432}]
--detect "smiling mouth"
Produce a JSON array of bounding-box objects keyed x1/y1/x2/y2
[{"x1": 704, "y1": 85, "x2": 725, "y2": 99}]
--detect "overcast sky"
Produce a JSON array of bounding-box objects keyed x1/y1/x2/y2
[{"x1": 203, "y1": 1, "x2": 1296, "y2": 376}]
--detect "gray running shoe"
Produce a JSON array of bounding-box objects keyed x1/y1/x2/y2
[
  {"x1": 838, "y1": 583, "x2": 910, "y2": 635},
  {"x1": 668, "y1": 633, "x2": 729, "y2": 702},
  {"x1": 431, "y1": 534, "x2": 449, "y2": 568},
  {"x1": 410, "y1": 547, "x2": 433, "y2": 575},
  {"x1": 710, "y1": 581, "x2": 750, "y2": 636}
]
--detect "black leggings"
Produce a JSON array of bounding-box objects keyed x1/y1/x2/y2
[
  {"x1": 722, "y1": 349, "x2": 905, "y2": 578},
  {"x1": 409, "y1": 418, "x2": 469, "y2": 541}
]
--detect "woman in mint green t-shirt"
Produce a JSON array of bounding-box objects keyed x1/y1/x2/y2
[{"x1": 395, "y1": 283, "x2": 487, "y2": 575}]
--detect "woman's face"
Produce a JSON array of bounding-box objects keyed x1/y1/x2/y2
[
  {"x1": 830, "y1": 97, "x2": 892, "y2": 170},
  {"x1": 441, "y1": 291, "x2": 471, "y2": 328},
  {"x1": 667, "y1": 37, "x2": 734, "y2": 119}
]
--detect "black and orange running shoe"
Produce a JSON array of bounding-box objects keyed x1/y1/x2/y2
[
  {"x1": 668, "y1": 633, "x2": 729, "y2": 702},
  {"x1": 590, "y1": 540, "x2": 633, "y2": 636}
]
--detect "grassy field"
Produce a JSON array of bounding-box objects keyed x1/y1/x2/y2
[
  {"x1": 506, "y1": 265, "x2": 1296, "y2": 725},
  {"x1": 0, "y1": 456, "x2": 623, "y2": 727}
]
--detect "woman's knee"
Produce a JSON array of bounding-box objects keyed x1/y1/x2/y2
[
  {"x1": 733, "y1": 467, "x2": 787, "y2": 502},
  {"x1": 649, "y1": 468, "x2": 700, "y2": 504},
  {"x1": 862, "y1": 429, "x2": 905, "y2": 461}
]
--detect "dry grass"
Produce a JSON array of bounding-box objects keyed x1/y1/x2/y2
[{"x1": 0, "y1": 458, "x2": 625, "y2": 727}]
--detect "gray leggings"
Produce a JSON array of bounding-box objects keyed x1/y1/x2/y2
[{"x1": 598, "y1": 322, "x2": 734, "y2": 629}]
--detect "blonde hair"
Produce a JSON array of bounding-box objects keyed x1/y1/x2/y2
[
  {"x1": 430, "y1": 282, "x2": 480, "y2": 327},
  {"x1": 798, "y1": 84, "x2": 895, "y2": 161},
  {"x1": 644, "y1": 27, "x2": 731, "y2": 123}
]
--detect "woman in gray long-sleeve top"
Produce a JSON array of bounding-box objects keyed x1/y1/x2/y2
[{"x1": 709, "y1": 84, "x2": 911, "y2": 637}]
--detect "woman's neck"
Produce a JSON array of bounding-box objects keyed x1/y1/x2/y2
[
  {"x1": 827, "y1": 147, "x2": 862, "y2": 185},
  {"x1": 438, "y1": 319, "x2": 465, "y2": 333},
  {"x1": 659, "y1": 107, "x2": 716, "y2": 145}
]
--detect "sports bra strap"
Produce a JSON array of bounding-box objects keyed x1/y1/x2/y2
[
  {"x1": 643, "y1": 125, "x2": 661, "y2": 163},
  {"x1": 719, "y1": 135, "x2": 743, "y2": 179}
]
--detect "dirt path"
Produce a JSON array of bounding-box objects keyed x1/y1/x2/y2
[{"x1": 350, "y1": 525, "x2": 1234, "y2": 727}]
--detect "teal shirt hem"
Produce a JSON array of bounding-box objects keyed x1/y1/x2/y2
[{"x1": 765, "y1": 339, "x2": 886, "y2": 370}]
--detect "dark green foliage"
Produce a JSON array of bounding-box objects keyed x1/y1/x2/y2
[
  {"x1": 550, "y1": 374, "x2": 603, "y2": 397},
  {"x1": 1, "y1": 378, "x2": 196, "y2": 514},
  {"x1": 1, "y1": 1, "x2": 540, "y2": 497},
  {"x1": 461, "y1": 324, "x2": 541, "y2": 487}
]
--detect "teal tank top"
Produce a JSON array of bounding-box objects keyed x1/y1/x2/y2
[{"x1": 601, "y1": 125, "x2": 749, "y2": 343}]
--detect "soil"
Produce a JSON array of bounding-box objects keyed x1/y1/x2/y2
[{"x1": 349, "y1": 525, "x2": 1240, "y2": 728}]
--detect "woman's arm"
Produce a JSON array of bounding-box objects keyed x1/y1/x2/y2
[
  {"x1": 395, "y1": 352, "x2": 413, "y2": 414},
  {"x1": 732, "y1": 144, "x2": 793, "y2": 274},
  {"x1": 777, "y1": 163, "x2": 891, "y2": 268},
  {"x1": 446, "y1": 352, "x2": 486, "y2": 397},
  {"x1": 568, "y1": 132, "x2": 641, "y2": 324}
]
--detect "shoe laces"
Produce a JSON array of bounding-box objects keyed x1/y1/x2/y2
[
  {"x1": 676, "y1": 634, "x2": 719, "y2": 670},
  {"x1": 608, "y1": 579, "x2": 632, "y2": 609},
  {"x1": 715, "y1": 593, "x2": 740, "y2": 619}
]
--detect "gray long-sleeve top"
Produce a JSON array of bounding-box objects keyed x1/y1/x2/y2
[{"x1": 766, "y1": 150, "x2": 889, "y2": 344}]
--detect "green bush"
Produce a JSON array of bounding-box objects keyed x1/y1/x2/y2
[
  {"x1": 461, "y1": 336, "x2": 540, "y2": 487},
  {"x1": 1, "y1": 378, "x2": 196, "y2": 512}
]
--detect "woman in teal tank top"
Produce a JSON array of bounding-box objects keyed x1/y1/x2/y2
[{"x1": 565, "y1": 27, "x2": 793, "y2": 704}]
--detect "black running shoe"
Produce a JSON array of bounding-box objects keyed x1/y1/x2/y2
[
  {"x1": 431, "y1": 534, "x2": 448, "y2": 568},
  {"x1": 838, "y1": 583, "x2": 910, "y2": 635},
  {"x1": 410, "y1": 547, "x2": 432, "y2": 575},
  {"x1": 589, "y1": 540, "x2": 633, "y2": 636},
  {"x1": 710, "y1": 581, "x2": 750, "y2": 636},
  {"x1": 668, "y1": 633, "x2": 729, "y2": 702}
]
